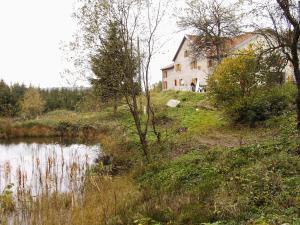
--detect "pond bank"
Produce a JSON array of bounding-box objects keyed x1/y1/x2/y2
[
  {"x1": 0, "y1": 118, "x2": 138, "y2": 225},
  {"x1": 0, "y1": 122, "x2": 99, "y2": 140}
]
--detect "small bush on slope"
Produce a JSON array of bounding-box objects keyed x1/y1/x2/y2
[{"x1": 227, "y1": 84, "x2": 297, "y2": 125}]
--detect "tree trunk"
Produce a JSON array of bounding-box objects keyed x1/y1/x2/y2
[
  {"x1": 291, "y1": 50, "x2": 300, "y2": 131},
  {"x1": 290, "y1": 26, "x2": 300, "y2": 131},
  {"x1": 296, "y1": 87, "x2": 300, "y2": 130},
  {"x1": 139, "y1": 134, "x2": 149, "y2": 162},
  {"x1": 150, "y1": 105, "x2": 161, "y2": 143},
  {"x1": 125, "y1": 96, "x2": 150, "y2": 162},
  {"x1": 216, "y1": 44, "x2": 221, "y2": 63},
  {"x1": 291, "y1": 64, "x2": 300, "y2": 130}
]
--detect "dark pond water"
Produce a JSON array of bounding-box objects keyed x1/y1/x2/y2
[{"x1": 0, "y1": 138, "x2": 100, "y2": 196}]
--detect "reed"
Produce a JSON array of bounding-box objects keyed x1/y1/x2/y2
[
  {"x1": 0, "y1": 173, "x2": 138, "y2": 225},
  {"x1": 0, "y1": 142, "x2": 127, "y2": 225}
]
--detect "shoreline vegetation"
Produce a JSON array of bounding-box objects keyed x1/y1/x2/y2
[{"x1": 0, "y1": 91, "x2": 299, "y2": 224}]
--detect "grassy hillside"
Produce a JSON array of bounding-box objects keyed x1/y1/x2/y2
[
  {"x1": 128, "y1": 91, "x2": 300, "y2": 224},
  {"x1": 0, "y1": 91, "x2": 299, "y2": 224}
]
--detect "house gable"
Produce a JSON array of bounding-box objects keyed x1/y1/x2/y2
[{"x1": 172, "y1": 36, "x2": 191, "y2": 62}]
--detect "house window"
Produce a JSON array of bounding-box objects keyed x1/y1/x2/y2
[
  {"x1": 184, "y1": 50, "x2": 189, "y2": 57},
  {"x1": 163, "y1": 81, "x2": 168, "y2": 90},
  {"x1": 190, "y1": 60, "x2": 197, "y2": 69},
  {"x1": 174, "y1": 80, "x2": 178, "y2": 86},
  {"x1": 175, "y1": 64, "x2": 181, "y2": 72},
  {"x1": 163, "y1": 71, "x2": 168, "y2": 78}
]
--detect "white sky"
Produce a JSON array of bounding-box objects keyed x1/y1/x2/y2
[
  {"x1": 0, "y1": 0, "x2": 185, "y2": 88},
  {"x1": 0, "y1": 0, "x2": 77, "y2": 88}
]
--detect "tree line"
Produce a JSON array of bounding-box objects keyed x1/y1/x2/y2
[{"x1": 0, "y1": 79, "x2": 89, "y2": 117}]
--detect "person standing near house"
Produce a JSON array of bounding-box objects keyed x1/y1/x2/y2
[{"x1": 191, "y1": 82, "x2": 196, "y2": 92}]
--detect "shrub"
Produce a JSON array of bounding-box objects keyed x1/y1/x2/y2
[
  {"x1": 226, "y1": 84, "x2": 297, "y2": 125},
  {"x1": 20, "y1": 88, "x2": 45, "y2": 119},
  {"x1": 0, "y1": 184, "x2": 15, "y2": 214},
  {"x1": 207, "y1": 47, "x2": 292, "y2": 125},
  {"x1": 207, "y1": 48, "x2": 259, "y2": 106}
]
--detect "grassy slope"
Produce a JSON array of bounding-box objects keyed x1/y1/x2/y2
[
  {"x1": 134, "y1": 92, "x2": 300, "y2": 225},
  {"x1": 0, "y1": 91, "x2": 299, "y2": 225}
]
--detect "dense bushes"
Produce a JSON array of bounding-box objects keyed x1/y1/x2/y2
[
  {"x1": 227, "y1": 84, "x2": 297, "y2": 125},
  {"x1": 207, "y1": 48, "x2": 295, "y2": 125}
]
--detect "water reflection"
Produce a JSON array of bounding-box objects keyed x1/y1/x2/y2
[{"x1": 0, "y1": 140, "x2": 100, "y2": 196}]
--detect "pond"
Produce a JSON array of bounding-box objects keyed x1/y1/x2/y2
[{"x1": 0, "y1": 139, "x2": 100, "y2": 197}]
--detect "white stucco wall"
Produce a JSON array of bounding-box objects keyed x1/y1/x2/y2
[
  {"x1": 232, "y1": 34, "x2": 295, "y2": 82},
  {"x1": 162, "y1": 67, "x2": 176, "y2": 90},
  {"x1": 162, "y1": 34, "x2": 296, "y2": 91},
  {"x1": 162, "y1": 38, "x2": 210, "y2": 91}
]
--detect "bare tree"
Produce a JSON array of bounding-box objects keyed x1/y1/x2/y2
[
  {"x1": 71, "y1": 0, "x2": 170, "y2": 160},
  {"x1": 178, "y1": 0, "x2": 243, "y2": 62},
  {"x1": 248, "y1": 0, "x2": 300, "y2": 130}
]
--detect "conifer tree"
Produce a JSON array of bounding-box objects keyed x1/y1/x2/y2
[{"x1": 90, "y1": 21, "x2": 126, "y2": 115}]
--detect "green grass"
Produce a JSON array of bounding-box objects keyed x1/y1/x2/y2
[
  {"x1": 1, "y1": 90, "x2": 299, "y2": 224},
  {"x1": 152, "y1": 91, "x2": 226, "y2": 133},
  {"x1": 131, "y1": 91, "x2": 300, "y2": 224},
  {"x1": 136, "y1": 140, "x2": 300, "y2": 224},
  {"x1": 14, "y1": 110, "x2": 100, "y2": 127}
]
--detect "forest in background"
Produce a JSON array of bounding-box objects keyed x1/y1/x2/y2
[{"x1": 0, "y1": 79, "x2": 98, "y2": 117}]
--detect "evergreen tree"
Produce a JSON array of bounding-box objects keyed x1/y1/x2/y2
[
  {"x1": 0, "y1": 80, "x2": 13, "y2": 116},
  {"x1": 10, "y1": 83, "x2": 26, "y2": 115},
  {"x1": 90, "y1": 21, "x2": 125, "y2": 115}
]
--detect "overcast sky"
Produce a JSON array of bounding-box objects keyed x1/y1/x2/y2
[{"x1": 0, "y1": 0, "x2": 185, "y2": 88}]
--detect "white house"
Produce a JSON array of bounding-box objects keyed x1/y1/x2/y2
[{"x1": 161, "y1": 33, "x2": 294, "y2": 92}]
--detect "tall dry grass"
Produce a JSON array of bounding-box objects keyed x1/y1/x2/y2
[
  {"x1": 0, "y1": 175, "x2": 139, "y2": 225},
  {"x1": 0, "y1": 136, "x2": 139, "y2": 225}
]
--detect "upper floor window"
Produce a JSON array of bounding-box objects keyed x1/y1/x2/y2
[
  {"x1": 184, "y1": 50, "x2": 189, "y2": 57},
  {"x1": 163, "y1": 71, "x2": 168, "y2": 78},
  {"x1": 190, "y1": 60, "x2": 197, "y2": 69},
  {"x1": 175, "y1": 64, "x2": 181, "y2": 72}
]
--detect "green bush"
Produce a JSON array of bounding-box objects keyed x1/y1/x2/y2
[
  {"x1": 226, "y1": 84, "x2": 297, "y2": 125},
  {"x1": 0, "y1": 184, "x2": 15, "y2": 214}
]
